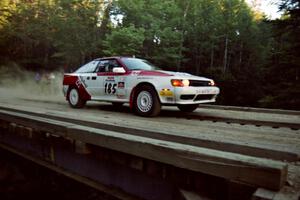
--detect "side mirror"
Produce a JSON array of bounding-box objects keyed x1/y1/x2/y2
[{"x1": 113, "y1": 67, "x2": 126, "y2": 73}]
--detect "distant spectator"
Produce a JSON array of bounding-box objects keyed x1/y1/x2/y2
[
  {"x1": 45, "y1": 72, "x2": 55, "y2": 85},
  {"x1": 35, "y1": 72, "x2": 41, "y2": 83}
]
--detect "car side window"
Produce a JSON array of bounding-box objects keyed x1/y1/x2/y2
[
  {"x1": 97, "y1": 60, "x2": 109, "y2": 72},
  {"x1": 75, "y1": 61, "x2": 99, "y2": 73},
  {"x1": 97, "y1": 59, "x2": 123, "y2": 73}
]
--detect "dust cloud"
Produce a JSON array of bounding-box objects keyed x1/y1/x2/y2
[{"x1": 0, "y1": 63, "x2": 65, "y2": 103}]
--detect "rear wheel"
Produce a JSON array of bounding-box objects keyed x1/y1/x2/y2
[
  {"x1": 177, "y1": 104, "x2": 199, "y2": 112},
  {"x1": 67, "y1": 87, "x2": 86, "y2": 108},
  {"x1": 133, "y1": 85, "x2": 161, "y2": 117}
]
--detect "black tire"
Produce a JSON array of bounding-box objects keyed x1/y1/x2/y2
[
  {"x1": 177, "y1": 104, "x2": 199, "y2": 112},
  {"x1": 133, "y1": 85, "x2": 161, "y2": 117},
  {"x1": 67, "y1": 87, "x2": 86, "y2": 108}
]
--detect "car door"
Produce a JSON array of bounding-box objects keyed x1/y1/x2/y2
[
  {"x1": 97, "y1": 59, "x2": 127, "y2": 101},
  {"x1": 79, "y1": 60, "x2": 100, "y2": 98}
]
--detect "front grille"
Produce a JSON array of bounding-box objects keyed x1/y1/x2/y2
[
  {"x1": 189, "y1": 80, "x2": 211, "y2": 87},
  {"x1": 180, "y1": 94, "x2": 195, "y2": 100},
  {"x1": 194, "y1": 94, "x2": 214, "y2": 101}
]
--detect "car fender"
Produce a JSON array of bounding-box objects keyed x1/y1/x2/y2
[
  {"x1": 129, "y1": 76, "x2": 174, "y2": 106},
  {"x1": 63, "y1": 74, "x2": 91, "y2": 101}
]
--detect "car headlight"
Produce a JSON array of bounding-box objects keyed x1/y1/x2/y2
[
  {"x1": 209, "y1": 80, "x2": 216, "y2": 86},
  {"x1": 171, "y1": 79, "x2": 190, "y2": 87}
]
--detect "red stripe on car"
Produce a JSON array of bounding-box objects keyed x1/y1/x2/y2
[{"x1": 63, "y1": 75, "x2": 91, "y2": 101}]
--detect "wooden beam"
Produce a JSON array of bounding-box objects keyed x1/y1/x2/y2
[{"x1": 67, "y1": 125, "x2": 287, "y2": 190}]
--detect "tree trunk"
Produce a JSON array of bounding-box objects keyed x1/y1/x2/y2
[
  {"x1": 177, "y1": 0, "x2": 191, "y2": 72},
  {"x1": 239, "y1": 42, "x2": 243, "y2": 66},
  {"x1": 80, "y1": 51, "x2": 85, "y2": 65},
  {"x1": 43, "y1": 41, "x2": 49, "y2": 69},
  {"x1": 223, "y1": 35, "x2": 229, "y2": 74},
  {"x1": 210, "y1": 43, "x2": 214, "y2": 69},
  {"x1": 196, "y1": 48, "x2": 201, "y2": 75}
]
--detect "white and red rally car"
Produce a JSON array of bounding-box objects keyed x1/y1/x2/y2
[{"x1": 63, "y1": 57, "x2": 220, "y2": 116}]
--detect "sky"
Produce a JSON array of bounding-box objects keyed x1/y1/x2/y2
[{"x1": 246, "y1": 0, "x2": 283, "y2": 19}]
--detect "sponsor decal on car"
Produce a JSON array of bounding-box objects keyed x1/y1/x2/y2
[
  {"x1": 196, "y1": 88, "x2": 218, "y2": 94},
  {"x1": 119, "y1": 77, "x2": 126, "y2": 81},
  {"x1": 159, "y1": 89, "x2": 173, "y2": 97},
  {"x1": 118, "y1": 82, "x2": 125, "y2": 88},
  {"x1": 76, "y1": 76, "x2": 87, "y2": 88},
  {"x1": 131, "y1": 71, "x2": 141, "y2": 76},
  {"x1": 75, "y1": 79, "x2": 81, "y2": 88},
  {"x1": 104, "y1": 82, "x2": 117, "y2": 94},
  {"x1": 105, "y1": 77, "x2": 115, "y2": 81}
]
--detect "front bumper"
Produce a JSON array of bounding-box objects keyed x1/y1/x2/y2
[{"x1": 172, "y1": 86, "x2": 219, "y2": 104}]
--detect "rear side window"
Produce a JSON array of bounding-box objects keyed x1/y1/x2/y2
[{"x1": 75, "y1": 61, "x2": 99, "y2": 73}]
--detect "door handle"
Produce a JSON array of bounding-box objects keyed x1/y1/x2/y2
[{"x1": 92, "y1": 76, "x2": 96, "y2": 80}]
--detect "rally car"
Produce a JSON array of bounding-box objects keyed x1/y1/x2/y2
[{"x1": 63, "y1": 57, "x2": 220, "y2": 117}]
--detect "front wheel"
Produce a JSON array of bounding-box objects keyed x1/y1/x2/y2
[
  {"x1": 133, "y1": 85, "x2": 161, "y2": 117},
  {"x1": 177, "y1": 104, "x2": 199, "y2": 112},
  {"x1": 67, "y1": 87, "x2": 86, "y2": 108}
]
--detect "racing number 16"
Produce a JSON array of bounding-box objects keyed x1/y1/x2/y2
[{"x1": 105, "y1": 83, "x2": 117, "y2": 94}]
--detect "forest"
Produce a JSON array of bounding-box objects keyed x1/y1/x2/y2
[{"x1": 0, "y1": 0, "x2": 299, "y2": 110}]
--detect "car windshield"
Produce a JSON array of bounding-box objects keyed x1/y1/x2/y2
[{"x1": 121, "y1": 58, "x2": 160, "y2": 71}]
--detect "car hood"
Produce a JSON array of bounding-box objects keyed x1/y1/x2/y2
[{"x1": 157, "y1": 70, "x2": 212, "y2": 81}]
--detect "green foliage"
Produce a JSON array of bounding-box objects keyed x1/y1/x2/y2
[
  {"x1": 51, "y1": 0, "x2": 104, "y2": 66},
  {"x1": 102, "y1": 25, "x2": 145, "y2": 56},
  {"x1": 259, "y1": 0, "x2": 300, "y2": 110},
  {"x1": 0, "y1": 0, "x2": 16, "y2": 29},
  {"x1": 113, "y1": 0, "x2": 183, "y2": 67},
  {"x1": 0, "y1": 0, "x2": 107, "y2": 70}
]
